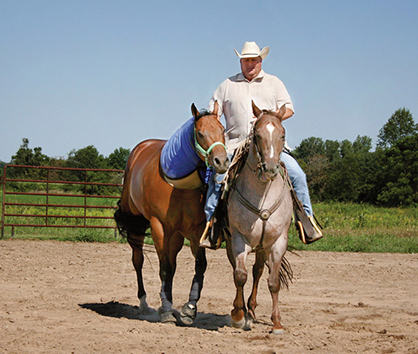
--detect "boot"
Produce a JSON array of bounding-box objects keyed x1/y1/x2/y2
[
  {"x1": 295, "y1": 210, "x2": 323, "y2": 244},
  {"x1": 199, "y1": 197, "x2": 225, "y2": 249},
  {"x1": 199, "y1": 216, "x2": 222, "y2": 249},
  {"x1": 289, "y1": 186, "x2": 323, "y2": 244}
]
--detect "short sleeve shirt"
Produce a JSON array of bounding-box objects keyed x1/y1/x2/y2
[{"x1": 209, "y1": 70, "x2": 294, "y2": 152}]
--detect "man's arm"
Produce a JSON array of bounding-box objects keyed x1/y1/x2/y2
[
  {"x1": 282, "y1": 107, "x2": 294, "y2": 121},
  {"x1": 208, "y1": 81, "x2": 226, "y2": 120}
]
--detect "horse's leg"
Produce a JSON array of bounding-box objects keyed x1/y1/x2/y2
[
  {"x1": 231, "y1": 237, "x2": 252, "y2": 330},
  {"x1": 179, "y1": 242, "x2": 207, "y2": 325},
  {"x1": 127, "y1": 234, "x2": 150, "y2": 313},
  {"x1": 152, "y1": 218, "x2": 183, "y2": 323},
  {"x1": 267, "y1": 236, "x2": 288, "y2": 335},
  {"x1": 247, "y1": 248, "x2": 266, "y2": 322},
  {"x1": 224, "y1": 230, "x2": 236, "y2": 269}
]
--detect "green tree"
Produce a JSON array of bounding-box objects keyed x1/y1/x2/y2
[
  {"x1": 66, "y1": 145, "x2": 105, "y2": 169},
  {"x1": 324, "y1": 152, "x2": 361, "y2": 202},
  {"x1": 303, "y1": 154, "x2": 329, "y2": 201},
  {"x1": 106, "y1": 147, "x2": 130, "y2": 170},
  {"x1": 353, "y1": 135, "x2": 372, "y2": 154},
  {"x1": 324, "y1": 140, "x2": 341, "y2": 162},
  {"x1": 10, "y1": 138, "x2": 49, "y2": 180},
  {"x1": 293, "y1": 137, "x2": 325, "y2": 161},
  {"x1": 11, "y1": 138, "x2": 49, "y2": 167},
  {"x1": 299, "y1": 135, "x2": 373, "y2": 203},
  {"x1": 377, "y1": 134, "x2": 418, "y2": 206},
  {"x1": 340, "y1": 139, "x2": 353, "y2": 159},
  {"x1": 66, "y1": 145, "x2": 106, "y2": 195},
  {"x1": 377, "y1": 108, "x2": 417, "y2": 149}
]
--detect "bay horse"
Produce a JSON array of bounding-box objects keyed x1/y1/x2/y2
[
  {"x1": 115, "y1": 102, "x2": 229, "y2": 325},
  {"x1": 225, "y1": 101, "x2": 293, "y2": 335}
]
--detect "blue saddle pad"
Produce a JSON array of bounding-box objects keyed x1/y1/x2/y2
[{"x1": 160, "y1": 117, "x2": 206, "y2": 180}]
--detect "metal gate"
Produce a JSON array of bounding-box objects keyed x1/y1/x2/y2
[{"x1": 1, "y1": 164, "x2": 124, "y2": 239}]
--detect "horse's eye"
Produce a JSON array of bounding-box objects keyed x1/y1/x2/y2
[{"x1": 197, "y1": 132, "x2": 205, "y2": 139}]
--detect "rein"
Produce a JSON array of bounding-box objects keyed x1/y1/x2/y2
[
  {"x1": 194, "y1": 128, "x2": 227, "y2": 168},
  {"x1": 231, "y1": 166, "x2": 289, "y2": 248},
  {"x1": 233, "y1": 168, "x2": 288, "y2": 221}
]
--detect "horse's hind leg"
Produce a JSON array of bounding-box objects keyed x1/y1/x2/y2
[
  {"x1": 115, "y1": 205, "x2": 151, "y2": 313},
  {"x1": 128, "y1": 234, "x2": 150, "y2": 313},
  {"x1": 152, "y1": 219, "x2": 183, "y2": 323},
  {"x1": 247, "y1": 248, "x2": 266, "y2": 322}
]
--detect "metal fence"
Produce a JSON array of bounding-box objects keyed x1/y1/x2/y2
[{"x1": 1, "y1": 165, "x2": 124, "y2": 239}]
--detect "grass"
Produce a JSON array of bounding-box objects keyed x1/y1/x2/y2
[
  {"x1": 2, "y1": 190, "x2": 417, "y2": 253},
  {"x1": 3, "y1": 228, "x2": 127, "y2": 243},
  {"x1": 287, "y1": 202, "x2": 418, "y2": 253},
  {"x1": 1, "y1": 191, "x2": 124, "y2": 243}
]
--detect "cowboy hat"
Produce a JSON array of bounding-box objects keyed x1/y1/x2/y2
[{"x1": 233, "y1": 41, "x2": 270, "y2": 60}]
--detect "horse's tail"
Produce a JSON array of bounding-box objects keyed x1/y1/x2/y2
[
  {"x1": 279, "y1": 256, "x2": 293, "y2": 290},
  {"x1": 114, "y1": 200, "x2": 151, "y2": 239}
]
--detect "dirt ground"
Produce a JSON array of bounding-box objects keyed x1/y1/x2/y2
[{"x1": 1, "y1": 239, "x2": 417, "y2": 354}]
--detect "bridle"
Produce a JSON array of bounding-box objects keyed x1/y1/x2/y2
[
  {"x1": 248, "y1": 113, "x2": 286, "y2": 182},
  {"x1": 193, "y1": 116, "x2": 227, "y2": 168}
]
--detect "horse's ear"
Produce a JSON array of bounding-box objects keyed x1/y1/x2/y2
[
  {"x1": 191, "y1": 103, "x2": 199, "y2": 119},
  {"x1": 275, "y1": 104, "x2": 287, "y2": 121},
  {"x1": 212, "y1": 100, "x2": 219, "y2": 116},
  {"x1": 252, "y1": 100, "x2": 262, "y2": 118}
]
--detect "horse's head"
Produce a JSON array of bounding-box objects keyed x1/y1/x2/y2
[
  {"x1": 251, "y1": 101, "x2": 286, "y2": 181},
  {"x1": 191, "y1": 101, "x2": 229, "y2": 174}
]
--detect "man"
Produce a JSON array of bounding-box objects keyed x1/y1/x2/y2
[{"x1": 200, "y1": 41, "x2": 322, "y2": 248}]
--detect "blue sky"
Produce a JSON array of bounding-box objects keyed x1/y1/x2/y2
[{"x1": 1, "y1": 0, "x2": 417, "y2": 162}]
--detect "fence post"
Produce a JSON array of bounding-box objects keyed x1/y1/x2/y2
[{"x1": 1, "y1": 165, "x2": 6, "y2": 239}]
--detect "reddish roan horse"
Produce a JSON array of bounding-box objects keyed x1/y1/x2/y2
[
  {"x1": 114, "y1": 102, "x2": 228, "y2": 325},
  {"x1": 225, "y1": 102, "x2": 293, "y2": 335}
]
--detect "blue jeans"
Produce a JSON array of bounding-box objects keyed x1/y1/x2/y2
[
  {"x1": 204, "y1": 150, "x2": 313, "y2": 222},
  {"x1": 280, "y1": 150, "x2": 313, "y2": 216}
]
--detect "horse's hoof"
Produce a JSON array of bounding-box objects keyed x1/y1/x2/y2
[
  {"x1": 231, "y1": 316, "x2": 251, "y2": 330},
  {"x1": 179, "y1": 303, "x2": 196, "y2": 326},
  {"x1": 158, "y1": 308, "x2": 177, "y2": 324},
  {"x1": 139, "y1": 295, "x2": 152, "y2": 315},
  {"x1": 272, "y1": 328, "x2": 285, "y2": 335},
  {"x1": 139, "y1": 305, "x2": 153, "y2": 315}
]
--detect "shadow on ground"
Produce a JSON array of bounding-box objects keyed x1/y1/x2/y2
[{"x1": 79, "y1": 301, "x2": 230, "y2": 331}]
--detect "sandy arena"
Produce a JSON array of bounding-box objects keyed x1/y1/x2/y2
[{"x1": 1, "y1": 239, "x2": 417, "y2": 353}]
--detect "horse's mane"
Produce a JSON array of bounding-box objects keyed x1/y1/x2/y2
[
  {"x1": 221, "y1": 139, "x2": 250, "y2": 200},
  {"x1": 261, "y1": 109, "x2": 276, "y2": 115},
  {"x1": 194, "y1": 109, "x2": 214, "y2": 121}
]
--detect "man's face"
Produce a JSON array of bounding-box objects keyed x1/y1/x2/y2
[{"x1": 240, "y1": 57, "x2": 262, "y2": 81}]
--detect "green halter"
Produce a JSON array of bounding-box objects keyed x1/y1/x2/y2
[{"x1": 194, "y1": 129, "x2": 227, "y2": 167}]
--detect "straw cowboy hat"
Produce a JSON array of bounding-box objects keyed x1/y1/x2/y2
[{"x1": 234, "y1": 41, "x2": 270, "y2": 59}]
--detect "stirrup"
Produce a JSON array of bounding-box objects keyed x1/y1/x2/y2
[
  {"x1": 199, "y1": 221, "x2": 217, "y2": 249},
  {"x1": 199, "y1": 219, "x2": 222, "y2": 250},
  {"x1": 199, "y1": 221, "x2": 211, "y2": 247},
  {"x1": 297, "y1": 215, "x2": 323, "y2": 244}
]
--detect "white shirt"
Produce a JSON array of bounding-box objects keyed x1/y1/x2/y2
[{"x1": 209, "y1": 70, "x2": 294, "y2": 153}]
